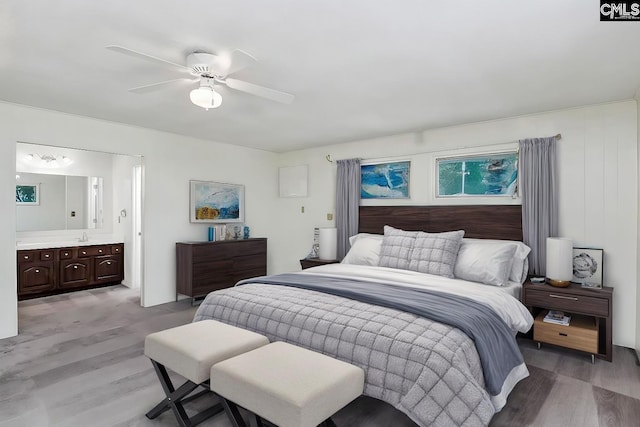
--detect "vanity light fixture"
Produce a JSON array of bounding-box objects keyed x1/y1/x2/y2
[{"x1": 24, "y1": 153, "x2": 73, "y2": 168}]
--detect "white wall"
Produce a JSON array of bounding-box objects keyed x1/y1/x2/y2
[
  {"x1": 276, "y1": 101, "x2": 638, "y2": 348},
  {"x1": 636, "y1": 95, "x2": 640, "y2": 359},
  {"x1": 0, "y1": 101, "x2": 278, "y2": 339},
  {"x1": 0, "y1": 141, "x2": 17, "y2": 338}
]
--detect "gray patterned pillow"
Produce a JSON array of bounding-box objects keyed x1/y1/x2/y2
[
  {"x1": 407, "y1": 230, "x2": 465, "y2": 278},
  {"x1": 378, "y1": 225, "x2": 419, "y2": 270}
]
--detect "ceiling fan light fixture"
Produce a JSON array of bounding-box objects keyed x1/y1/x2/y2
[{"x1": 189, "y1": 85, "x2": 222, "y2": 110}]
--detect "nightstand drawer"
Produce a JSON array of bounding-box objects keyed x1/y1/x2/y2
[
  {"x1": 526, "y1": 289, "x2": 608, "y2": 317},
  {"x1": 534, "y1": 312, "x2": 598, "y2": 354}
]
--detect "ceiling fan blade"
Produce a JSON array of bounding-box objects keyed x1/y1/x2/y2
[
  {"x1": 225, "y1": 78, "x2": 294, "y2": 104},
  {"x1": 128, "y1": 78, "x2": 198, "y2": 94},
  {"x1": 106, "y1": 45, "x2": 191, "y2": 73},
  {"x1": 223, "y1": 49, "x2": 258, "y2": 76}
]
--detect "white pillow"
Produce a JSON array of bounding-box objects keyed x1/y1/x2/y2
[
  {"x1": 462, "y1": 238, "x2": 531, "y2": 284},
  {"x1": 454, "y1": 241, "x2": 517, "y2": 286},
  {"x1": 348, "y1": 233, "x2": 383, "y2": 246},
  {"x1": 342, "y1": 234, "x2": 383, "y2": 266}
]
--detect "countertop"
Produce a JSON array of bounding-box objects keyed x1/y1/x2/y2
[{"x1": 16, "y1": 240, "x2": 124, "y2": 250}]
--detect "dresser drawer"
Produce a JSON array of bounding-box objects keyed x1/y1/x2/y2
[
  {"x1": 534, "y1": 311, "x2": 598, "y2": 354},
  {"x1": 525, "y1": 289, "x2": 609, "y2": 317}
]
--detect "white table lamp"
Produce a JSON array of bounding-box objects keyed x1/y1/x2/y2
[
  {"x1": 318, "y1": 227, "x2": 337, "y2": 260},
  {"x1": 546, "y1": 237, "x2": 573, "y2": 287}
]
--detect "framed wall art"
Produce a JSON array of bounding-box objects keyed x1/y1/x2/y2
[
  {"x1": 16, "y1": 183, "x2": 40, "y2": 205},
  {"x1": 361, "y1": 161, "x2": 410, "y2": 199},
  {"x1": 437, "y1": 151, "x2": 518, "y2": 197},
  {"x1": 572, "y1": 247, "x2": 603, "y2": 287},
  {"x1": 190, "y1": 180, "x2": 244, "y2": 223}
]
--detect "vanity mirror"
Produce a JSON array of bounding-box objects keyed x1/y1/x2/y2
[
  {"x1": 16, "y1": 142, "x2": 114, "y2": 234},
  {"x1": 16, "y1": 172, "x2": 103, "y2": 232}
]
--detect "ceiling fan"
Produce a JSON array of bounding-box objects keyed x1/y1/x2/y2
[{"x1": 106, "y1": 45, "x2": 295, "y2": 110}]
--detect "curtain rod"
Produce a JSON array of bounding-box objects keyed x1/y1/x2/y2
[{"x1": 324, "y1": 133, "x2": 562, "y2": 163}]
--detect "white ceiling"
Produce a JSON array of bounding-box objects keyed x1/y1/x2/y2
[{"x1": 2, "y1": 1, "x2": 640, "y2": 152}]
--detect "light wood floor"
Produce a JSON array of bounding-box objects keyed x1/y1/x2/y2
[{"x1": 1, "y1": 285, "x2": 639, "y2": 427}]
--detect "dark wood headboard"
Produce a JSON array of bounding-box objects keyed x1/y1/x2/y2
[{"x1": 359, "y1": 205, "x2": 523, "y2": 241}]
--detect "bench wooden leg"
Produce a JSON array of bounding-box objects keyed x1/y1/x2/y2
[
  {"x1": 221, "y1": 398, "x2": 247, "y2": 427},
  {"x1": 147, "y1": 359, "x2": 223, "y2": 426},
  {"x1": 319, "y1": 418, "x2": 338, "y2": 427}
]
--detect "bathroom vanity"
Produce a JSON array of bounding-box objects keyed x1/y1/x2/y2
[{"x1": 17, "y1": 242, "x2": 124, "y2": 299}]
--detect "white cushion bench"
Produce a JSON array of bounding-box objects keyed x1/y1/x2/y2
[
  {"x1": 144, "y1": 319, "x2": 269, "y2": 427},
  {"x1": 210, "y1": 341, "x2": 365, "y2": 427}
]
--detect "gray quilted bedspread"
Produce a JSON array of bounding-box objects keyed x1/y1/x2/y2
[{"x1": 194, "y1": 283, "x2": 496, "y2": 426}]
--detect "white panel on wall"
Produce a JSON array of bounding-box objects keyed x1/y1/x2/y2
[{"x1": 279, "y1": 165, "x2": 308, "y2": 197}]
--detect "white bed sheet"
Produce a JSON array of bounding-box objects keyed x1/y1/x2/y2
[{"x1": 499, "y1": 280, "x2": 523, "y2": 300}]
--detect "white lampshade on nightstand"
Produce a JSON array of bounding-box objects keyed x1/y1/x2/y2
[
  {"x1": 318, "y1": 227, "x2": 337, "y2": 260},
  {"x1": 546, "y1": 237, "x2": 573, "y2": 287}
]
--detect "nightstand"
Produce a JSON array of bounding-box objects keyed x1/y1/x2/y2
[
  {"x1": 299, "y1": 258, "x2": 339, "y2": 270},
  {"x1": 522, "y1": 281, "x2": 613, "y2": 362}
]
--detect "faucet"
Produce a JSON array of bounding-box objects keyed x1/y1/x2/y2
[{"x1": 79, "y1": 232, "x2": 88, "y2": 242}]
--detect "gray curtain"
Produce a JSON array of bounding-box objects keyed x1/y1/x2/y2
[
  {"x1": 519, "y1": 136, "x2": 558, "y2": 275},
  {"x1": 336, "y1": 158, "x2": 361, "y2": 259}
]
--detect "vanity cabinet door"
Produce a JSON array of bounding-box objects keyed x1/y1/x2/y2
[
  {"x1": 18, "y1": 261, "x2": 56, "y2": 296},
  {"x1": 94, "y1": 255, "x2": 123, "y2": 283},
  {"x1": 59, "y1": 259, "x2": 91, "y2": 288}
]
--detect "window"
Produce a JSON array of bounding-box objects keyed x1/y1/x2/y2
[{"x1": 437, "y1": 152, "x2": 518, "y2": 197}]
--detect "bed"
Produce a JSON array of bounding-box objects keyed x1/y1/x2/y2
[{"x1": 194, "y1": 205, "x2": 534, "y2": 427}]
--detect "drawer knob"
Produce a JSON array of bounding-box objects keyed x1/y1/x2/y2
[
  {"x1": 82, "y1": 251, "x2": 87, "y2": 255},
  {"x1": 64, "y1": 252, "x2": 68, "y2": 256},
  {"x1": 106, "y1": 261, "x2": 111, "y2": 265},
  {"x1": 45, "y1": 254, "x2": 49, "y2": 258},
  {"x1": 74, "y1": 265, "x2": 78, "y2": 269},
  {"x1": 24, "y1": 255, "x2": 29, "y2": 259},
  {"x1": 35, "y1": 269, "x2": 40, "y2": 273},
  {"x1": 99, "y1": 250, "x2": 103, "y2": 253},
  {"x1": 549, "y1": 294, "x2": 578, "y2": 301}
]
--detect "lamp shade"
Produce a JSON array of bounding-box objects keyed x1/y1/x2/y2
[
  {"x1": 546, "y1": 237, "x2": 573, "y2": 287},
  {"x1": 318, "y1": 227, "x2": 337, "y2": 260}
]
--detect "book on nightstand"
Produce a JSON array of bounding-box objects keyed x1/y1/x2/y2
[{"x1": 543, "y1": 310, "x2": 571, "y2": 326}]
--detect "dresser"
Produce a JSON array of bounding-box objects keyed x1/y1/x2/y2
[
  {"x1": 17, "y1": 243, "x2": 124, "y2": 300},
  {"x1": 176, "y1": 238, "x2": 267, "y2": 301},
  {"x1": 522, "y1": 281, "x2": 613, "y2": 362}
]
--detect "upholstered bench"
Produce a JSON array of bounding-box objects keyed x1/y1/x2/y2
[
  {"x1": 210, "y1": 341, "x2": 365, "y2": 427},
  {"x1": 144, "y1": 320, "x2": 269, "y2": 427}
]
